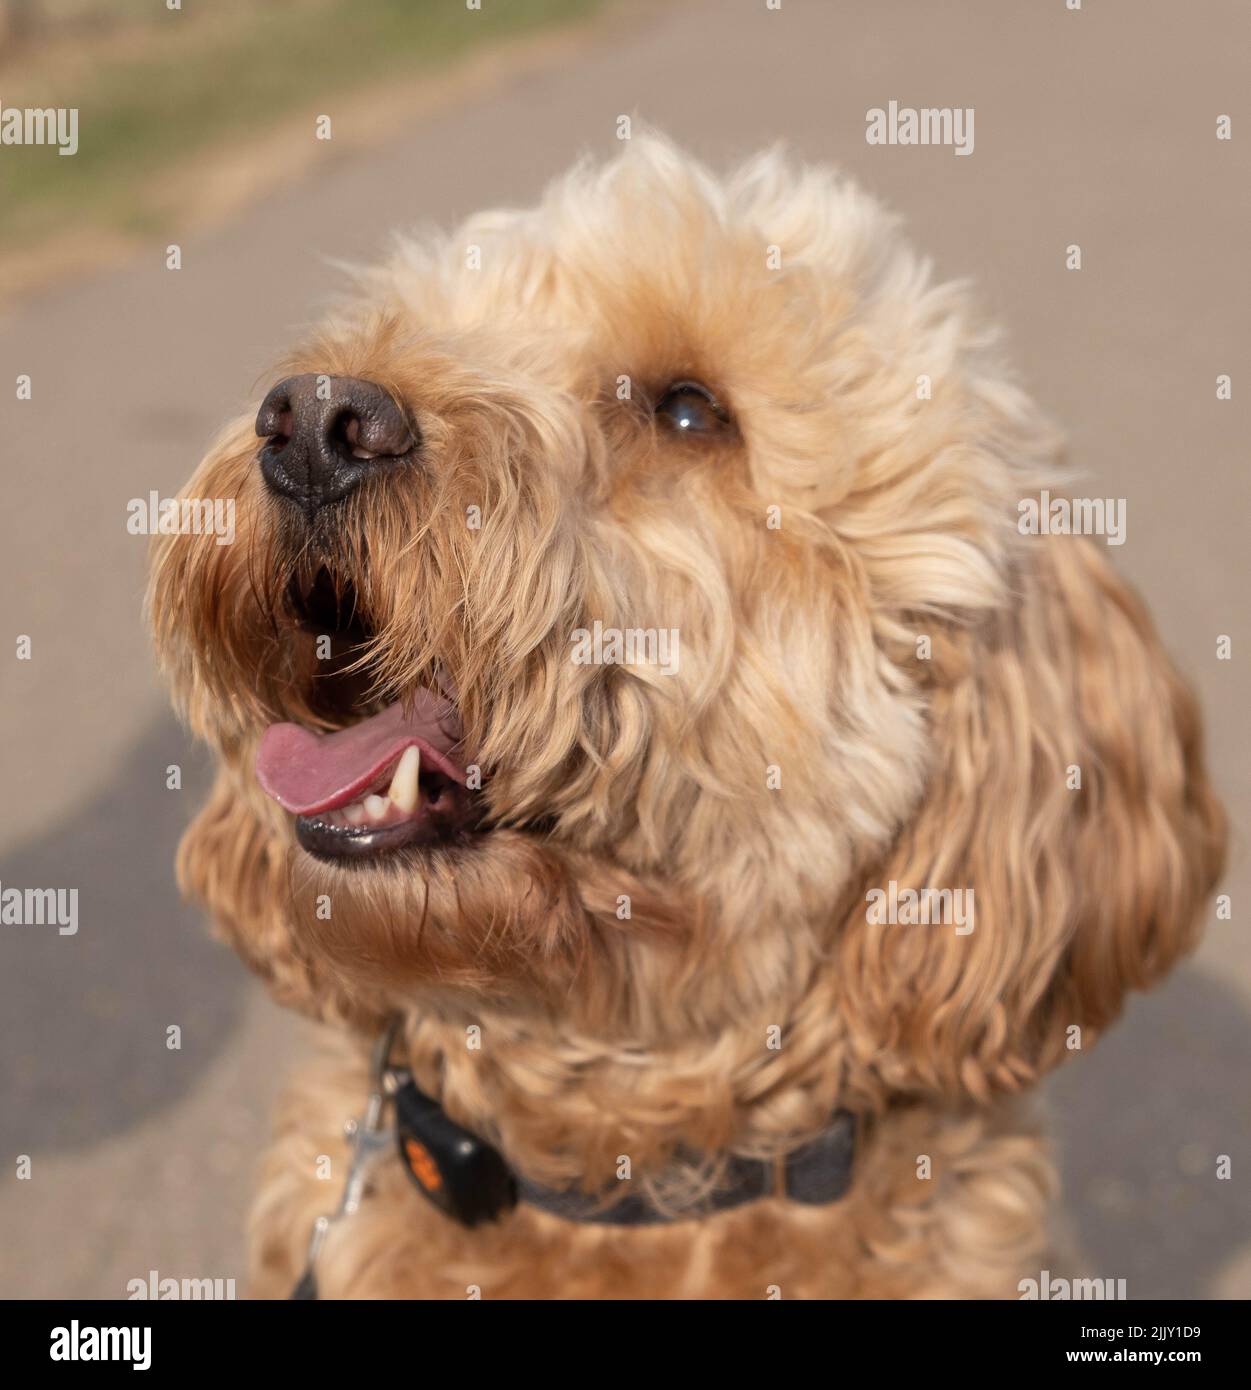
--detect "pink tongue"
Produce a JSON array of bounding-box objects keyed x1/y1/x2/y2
[{"x1": 256, "y1": 692, "x2": 467, "y2": 815}]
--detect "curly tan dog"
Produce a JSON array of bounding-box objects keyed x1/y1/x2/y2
[{"x1": 149, "y1": 138, "x2": 1225, "y2": 1299}]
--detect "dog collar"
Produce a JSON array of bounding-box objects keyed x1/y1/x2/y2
[
  {"x1": 515, "y1": 1117, "x2": 857, "y2": 1225},
  {"x1": 292, "y1": 1022, "x2": 857, "y2": 1297}
]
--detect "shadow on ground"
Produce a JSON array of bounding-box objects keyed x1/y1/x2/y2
[
  {"x1": 1047, "y1": 966, "x2": 1251, "y2": 1299},
  {"x1": 0, "y1": 715, "x2": 244, "y2": 1155}
]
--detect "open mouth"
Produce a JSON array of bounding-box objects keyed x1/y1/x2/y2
[{"x1": 255, "y1": 565, "x2": 482, "y2": 863}]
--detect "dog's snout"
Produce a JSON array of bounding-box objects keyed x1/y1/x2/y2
[{"x1": 255, "y1": 373, "x2": 417, "y2": 513}]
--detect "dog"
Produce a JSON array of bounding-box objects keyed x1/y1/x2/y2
[{"x1": 149, "y1": 137, "x2": 1225, "y2": 1298}]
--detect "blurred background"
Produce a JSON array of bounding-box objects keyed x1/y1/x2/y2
[{"x1": 0, "y1": 0, "x2": 1246, "y2": 1298}]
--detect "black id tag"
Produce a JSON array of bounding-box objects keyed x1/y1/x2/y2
[{"x1": 393, "y1": 1079, "x2": 517, "y2": 1227}]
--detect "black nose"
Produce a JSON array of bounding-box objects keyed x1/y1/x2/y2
[{"x1": 255, "y1": 374, "x2": 417, "y2": 513}]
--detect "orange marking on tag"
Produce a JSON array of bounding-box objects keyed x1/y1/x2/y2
[{"x1": 405, "y1": 1137, "x2": 443, "y2": 1191}]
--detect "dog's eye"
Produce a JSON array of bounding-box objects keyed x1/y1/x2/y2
[{"x1": 655, "y1": 381, "x2": 729, "y2": 433}]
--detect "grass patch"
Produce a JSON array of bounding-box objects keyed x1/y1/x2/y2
[{"x1": 0, "y1": 0, "x2": 601, "y2": 246}]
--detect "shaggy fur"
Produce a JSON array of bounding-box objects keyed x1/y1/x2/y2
[{"x1": 149, "y1": 137, "x2": 1225, "y2": 1299}]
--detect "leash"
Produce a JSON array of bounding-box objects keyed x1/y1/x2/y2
[
  {"x1": 290, "y1": 1020, "x2": 404, "y2": 1300},
  {"x1": 292, "y1": 1016, "x2": 518, "y2": 1299},
  {"x1": 291, "y1": 1020, "x2": 856, "y2": 1298}
]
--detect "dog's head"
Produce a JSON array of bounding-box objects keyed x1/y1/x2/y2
[{"x1": 150, "y1": 137, "x2": 1223, "y2": 1115}]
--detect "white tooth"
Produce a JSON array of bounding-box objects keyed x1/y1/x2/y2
[
  {"x1": 388, "y1": 745, "x2": 421, "y2": 814},
  {"x1": 364, "y1": 794, "x2": 390, "y2": 823},
  {"x1": 344, "y1": 802, "x2": 367, "y2": 826}
]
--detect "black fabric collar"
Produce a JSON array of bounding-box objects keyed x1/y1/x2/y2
[
  {"x1": 515, "y1": 1113, "x2": 857, "y2": 1225},
  {"x1": 392, "y1": 1072, "x2": 857, "y2": 1228},
  {"x1": 292, "y1": 1024, "x2": 857, "y2": 1297}
]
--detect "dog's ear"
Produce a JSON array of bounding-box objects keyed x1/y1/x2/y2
[{"x1": 835, "y1": 539, "x2": 1226, "y2": 1104}]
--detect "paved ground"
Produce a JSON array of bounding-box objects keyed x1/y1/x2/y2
[{"x1": 1, "y1": 0, "x2": 1247, "y2": 1298}]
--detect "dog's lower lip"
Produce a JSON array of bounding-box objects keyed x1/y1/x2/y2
[
  {"x1": 296, "y1": 814, "x2": 446, "y2": 861},
  {"x1": 294, "y1": 778, "x2": 483, "y2": 862}
]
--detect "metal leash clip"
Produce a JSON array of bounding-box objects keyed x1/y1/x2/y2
[{"x1": 290, "y1": 1018, "x2": 408, "y2": 1300}]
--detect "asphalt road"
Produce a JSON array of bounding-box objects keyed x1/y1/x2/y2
[{"x1": 1, "y1": 0, "x2": 1247, "y2": 1298}]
